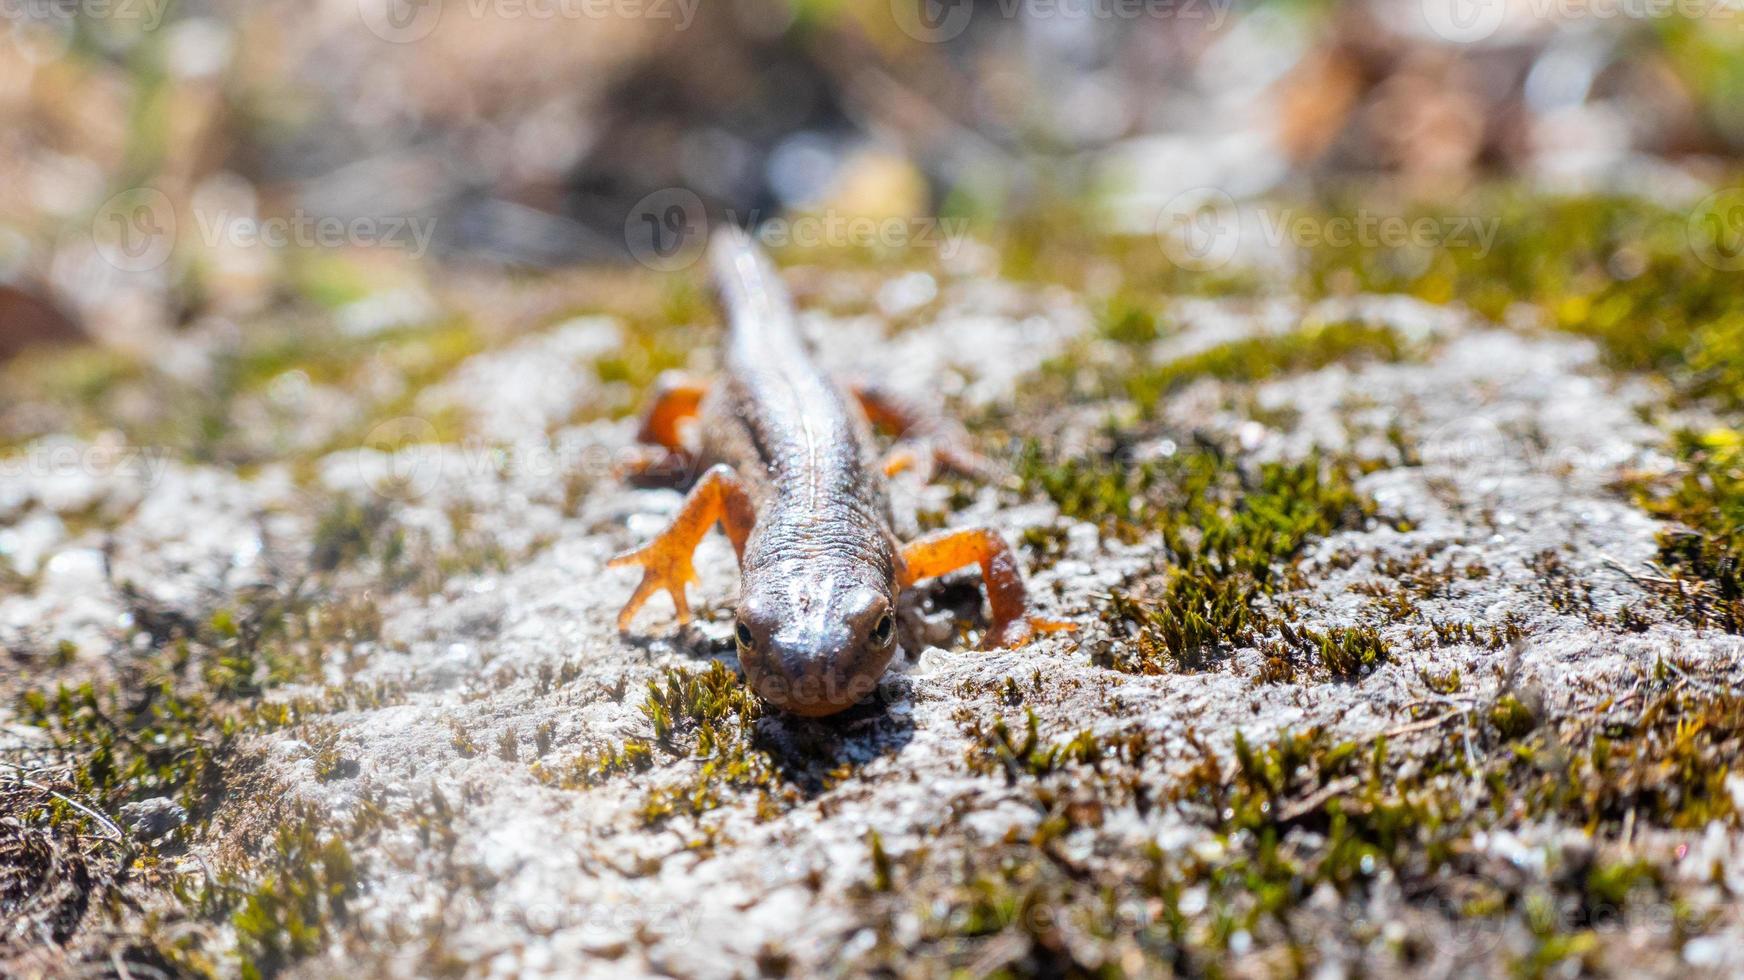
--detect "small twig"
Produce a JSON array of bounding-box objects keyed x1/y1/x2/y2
[
  {"x1": 1369, "y1": 709, "x2": 1467, "y2": 744},
  {"x1": 1279, "y1": 777, "x2": 1360, "y2": 823},
  {"x1": 0, "y1": 761, "x2": 125, "y2": 842},
  {"x1": 1601, "y1": 554, "x2": 1675, "y2": 587}
]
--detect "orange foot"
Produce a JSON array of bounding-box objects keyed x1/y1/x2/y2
[
  {"x1": 609, "y1": 464, "x2": 754, "y2": 631},
  {"x1": 982, "y1": 614, "x2": 1077, "y2": 651},
  {"x1": 897, "y1": 527, "x2": 1076, "y2": 650}
]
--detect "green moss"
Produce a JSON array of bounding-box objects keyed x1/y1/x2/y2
[
  {"x1": 1037, "y1": 318, "x2": 1412, "y2": 419},
  {"x1": 636, "y1": 662, "x2": 790, "y2": 825},
  {"x1": 532, "y1": 736, "x2": 654, "y2": 789},
  {"x1": 1123, "y1": 320, "x2": 1409, "y2": 414},
  {"x1": 591, "y1": 305, "x2": 695, "y2": 421},
  {"x1": 992, "y1": 198, "x2": 1265, "y2": 298},
  {"x1": 961, "y1": 709, "x2": 1150, "y2": 784},
  {"x1": 1306, "y1": 625, "x2": 1391, "y2": 679},
  {"x1": 1631, "y1": 431, "x2": 1744, "y2": 632},
  {"x1": 311, "y1": 497, "x2": 398, "y2": 573},
  {"x1": 1279, "y1": 191, "x2": 1744, "y2": 633},
  {"x1": 1047, "y1": 448, "x2": 1373, "y2": 674},
  {"x1": 1094, "y1": 294, "x2": 1166, "y2": 347},
  {"x1": 232, "y1": 811, "x2": 357, "y2": 980},
  {"x1": 1419, "y1": 667, "x2": 1462, "y2": 695},
  {"x1": 850, "y1": 650, "x2": 1742, "y2": 975},
  {"x1": 8, "y1": 527, "x2": 406, "y2": 974},
  {"x1": 532, "y1": 662, "x2": 789, "y2": 824},
  {"x1": 1427, "y1": 618, "x2": 1526, "y2": 650},
  {"x1": 867, "y1": 830, "x2": 893, "y2": 893},
  {"x1": 447, "y1": 722, "x2": 479, "y2": 758},
  {"x1": 999, "y1": 190, "x2": 1744, "y2": 639},
  {"x1": 1014, "y1": 314, "x2": 1406, "y2": 679},
  {"x1": 1488, "y1": 694, "x2": 1539, "y2": 741},
  {"x1": 1297, "y1": 193, "x2": 1744, "y2": 405}
]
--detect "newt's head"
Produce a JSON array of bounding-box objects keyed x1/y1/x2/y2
[{"x1": 734, "y1": 563, "x2": 899, "y2": 717}]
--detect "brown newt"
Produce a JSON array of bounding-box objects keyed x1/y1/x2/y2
[{"x1": 610, "y1": 227, "x2": 1071, "y2": 716}]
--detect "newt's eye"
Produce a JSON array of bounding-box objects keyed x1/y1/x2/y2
[
  {"x1": 735, "y1": 621, "x2": 755, "y2": 651},
  {"x1": 870, "y1": 612, "x2": 895, "y2": 648}
]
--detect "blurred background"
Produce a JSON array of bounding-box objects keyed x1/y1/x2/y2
[{"x1": 2, "y1": 0, "x2": 1743, "y2": 363}]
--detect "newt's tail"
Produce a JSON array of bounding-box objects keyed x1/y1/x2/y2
[{"x1": 708, "y1": 224, "x2": 802, "y2": 354}]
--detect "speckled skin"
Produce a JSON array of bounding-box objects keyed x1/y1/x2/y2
[{"x1": 700, "y1": 228, "x2": 904, "y2": 714}]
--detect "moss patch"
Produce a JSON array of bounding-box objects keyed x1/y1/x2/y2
[
  {"x1": 1025, "y1": 444, "x2": 1379, "y2": 676},
  {"x1": 846, "y1": 660, "x2": 1739, "y2": 975}
]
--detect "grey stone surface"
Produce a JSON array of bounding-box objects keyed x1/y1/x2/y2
[{"x1": 4, "y1": 271, "x2": 1741, "y2": 976}]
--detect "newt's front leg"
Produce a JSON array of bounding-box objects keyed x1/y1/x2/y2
[
  {"x1": 899, "y1": 527, "x2": 1074, "y2": 649},
  {"x1": 609, "y1": 464, "x2": 755, "y2": 630}
]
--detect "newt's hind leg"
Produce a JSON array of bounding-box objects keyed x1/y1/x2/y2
[
  {"x1": 899, "y1": 528, "x2": 1074, "y2": 649},
  {"x1": 609, "y1": 464, "x2": 754, "y2": 630},
  {"x1": 637, "y1": 371, "x2": 708, "y2": 449},
  {"x1": 849, "y1": 381, "x2": 989, "y2": 479},
  {"x1": 619, "y1": 372, "x2": 709, "y2": 487}
]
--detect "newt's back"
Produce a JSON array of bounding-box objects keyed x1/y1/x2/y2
[
  {"x1": 612, "y1": 225, "x2": 1067, "y2": 718},
  {"x1": 701, "y1": 227, "x2": 890, "y2": 550}
]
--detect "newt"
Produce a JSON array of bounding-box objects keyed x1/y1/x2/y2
[{"x1": 609, "y1": 227, "x2": 1073, "y2": 717}]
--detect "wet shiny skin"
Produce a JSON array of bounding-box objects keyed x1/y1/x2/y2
[
  {"x1": 610, "y1": 227, "x2": 1070, "y2": 716},
  {"x1": 701, "y1": 232, "x2": 904, "y2": 715}
]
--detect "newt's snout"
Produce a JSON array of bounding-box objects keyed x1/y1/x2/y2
[{"x1": 734, "y1": 579, "x2": 898, "y2": 717}]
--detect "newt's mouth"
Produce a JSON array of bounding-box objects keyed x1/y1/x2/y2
[{"x1": 739, "y1": 641, "x2": 893, "y2": 717}]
